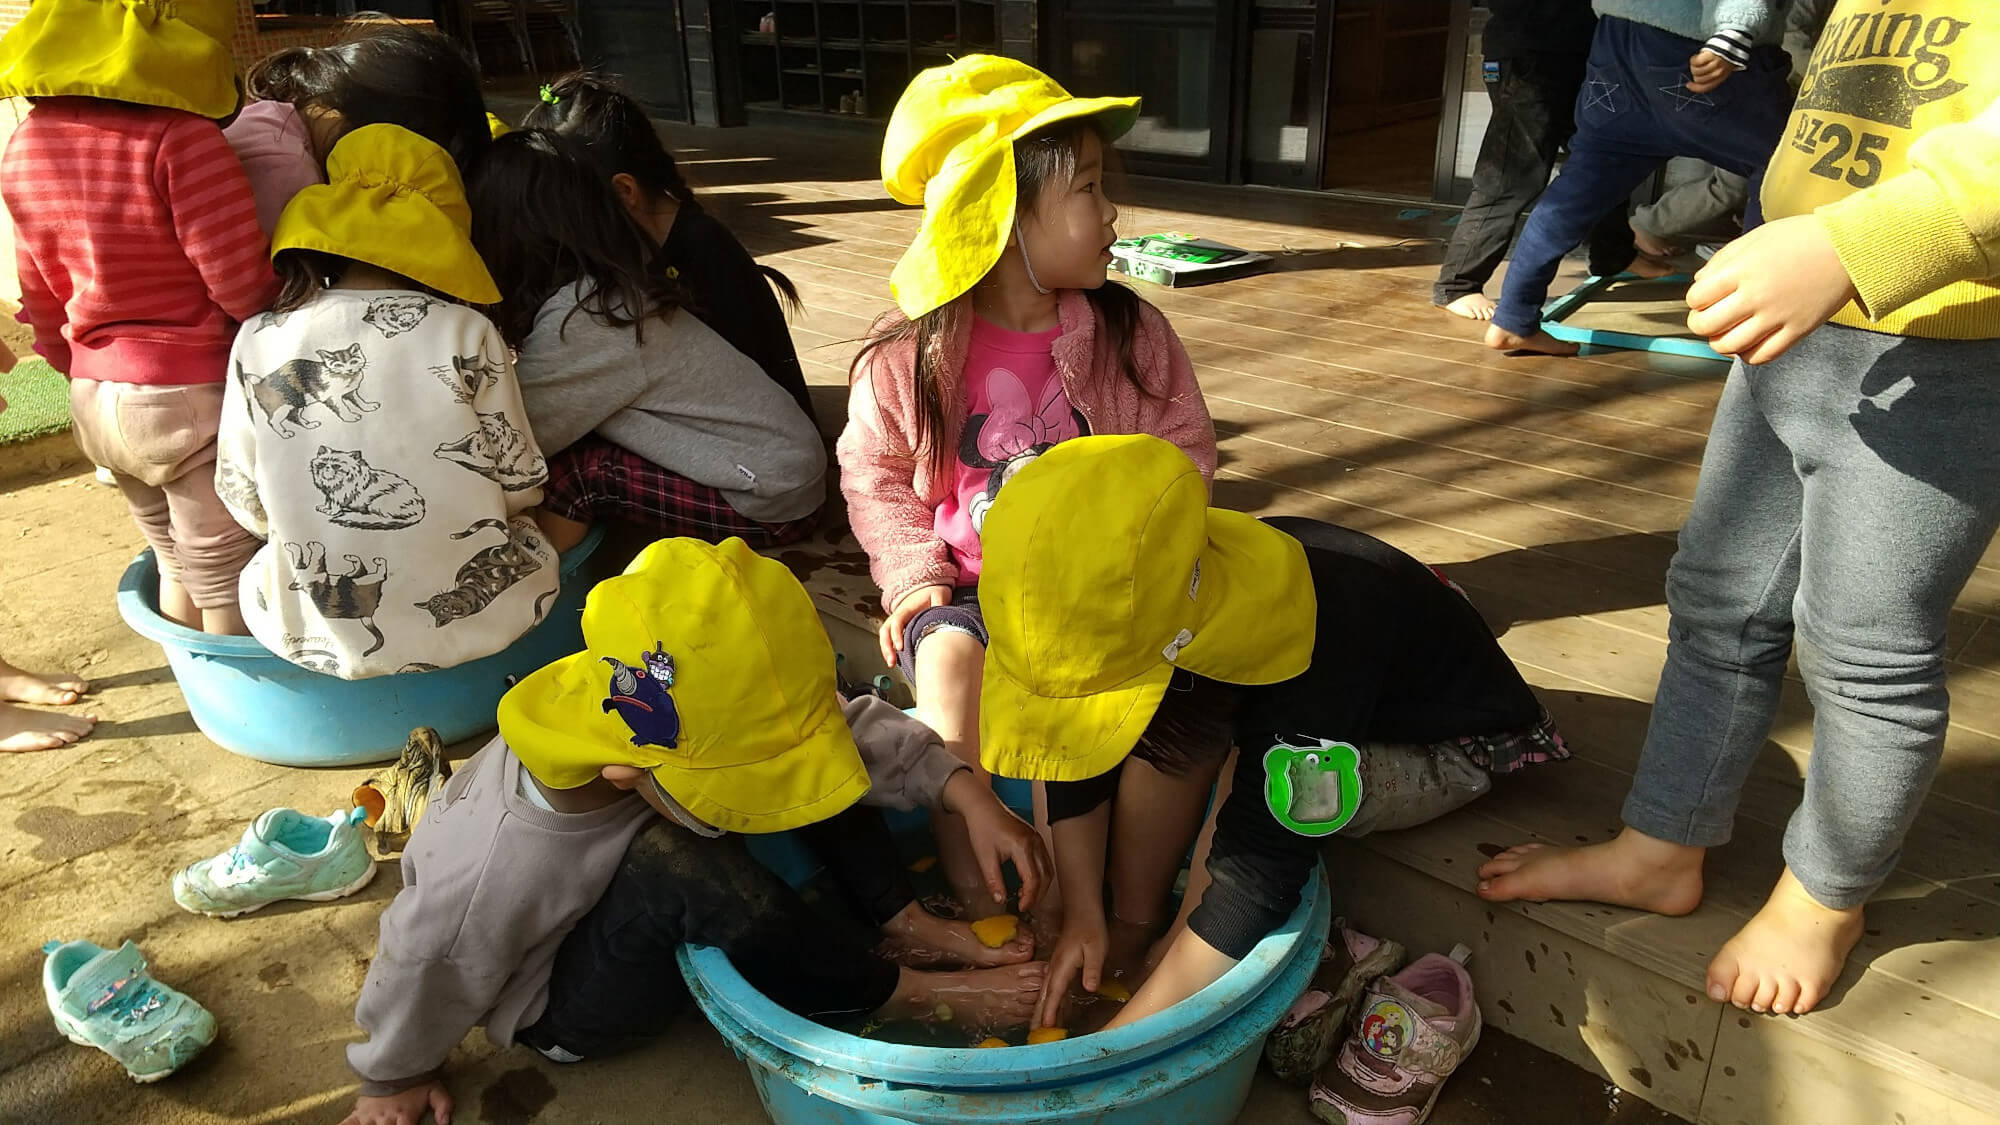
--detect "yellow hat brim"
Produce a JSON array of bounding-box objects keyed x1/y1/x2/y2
[
  {"x1": 271, "y1": 125, "x2": 502, "y2": 306},
  {"x1": 0, "y1": 0, "x2": 237, "y2": 119},
  {"x1": 889, "y1": 94, "x2": 1140, "y2": 320},
  {"x1": 980, "y1": 648, "x2": 1172, "y2": 783},
  {"x1": 651, "y1": 696, "x2": 873, "y2": 834}
]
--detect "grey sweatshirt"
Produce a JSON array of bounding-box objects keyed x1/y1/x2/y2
[
  {"x1": 514, "y1": 282, "x2": 827, "y2": 523},
  {"x1": 346, "y1": 695, "x2": 964, "y2": 1095}
]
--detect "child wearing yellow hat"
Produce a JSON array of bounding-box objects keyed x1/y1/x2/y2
[
  {"x1": 341, "y1": 538, "x2": 1051, "y2": 1125},
  {"x1": 0, "y1": 0, "x2": 278, "y2": 635},
  {"x1": 838, "y1": 54, "x2": 1218, "y2": 917},
  {"x1": 213, "y1": 124, "x2": 559, "y2": 680},
  {"x1": 972, "y1": 436, "x2": 1566, "y2": 1041}
]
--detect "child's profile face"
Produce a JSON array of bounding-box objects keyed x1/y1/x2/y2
[{"x1": 1016, "y1": 130, "x2": 1119, "y2": 291}]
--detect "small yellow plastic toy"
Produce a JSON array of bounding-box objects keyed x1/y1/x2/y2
[
  {"x1": 908, "y1": 855, "x2": 939, "y2": 873},
  {"x1": 1095, "y1": 980, "x2": 1132, "y2": 1003},
  {"x1": 969, "y1": 914, "x2": 1019, "y2": 949},
  {"x1": 1026, "y1": 1027, "x2": 1069, "y2": 1045},
  {"x1": 974, "y1": 1037, "x2": 1010, "y2": 1049}
]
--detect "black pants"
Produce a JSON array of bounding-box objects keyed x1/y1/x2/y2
[
  {"x1": 518, "y1": 804, "x2": 911, "y2": 1060},
  {"x1": 1433, "y1": 53, "x2": 1637, "y2": 306}
]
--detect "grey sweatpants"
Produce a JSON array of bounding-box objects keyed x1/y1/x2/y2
[{"x1": 1623, "y1": 323, "x2": 2000, "y2": 908}]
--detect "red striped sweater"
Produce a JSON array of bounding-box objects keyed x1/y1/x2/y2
[{"x1": 3, "y1": 99, "x2": 279, "y2": 384}]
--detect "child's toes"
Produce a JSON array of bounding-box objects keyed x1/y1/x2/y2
[
  {"x1": 1707, "y1": 950, "x2": 1743, "y2": 1005},
  {"x1": 1770, "y1": 976, "x2": 1801, "y2": 1015},
  {"x1": 1749, "y1": 974, "x2": 1780, "y2": 1013}
]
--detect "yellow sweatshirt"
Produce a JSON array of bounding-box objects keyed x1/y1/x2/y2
[{"x1": 1761, "y1": 0, "x2": 2000, "y2": 338}]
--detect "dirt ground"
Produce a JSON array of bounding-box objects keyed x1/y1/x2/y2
[{"x1": 0, "y1": 468, "x2": 1685, "y2": 1125}]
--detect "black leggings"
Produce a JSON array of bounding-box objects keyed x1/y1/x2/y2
[{"x1": 520, "y1": 804, "x2": 911, "y2": 1059}]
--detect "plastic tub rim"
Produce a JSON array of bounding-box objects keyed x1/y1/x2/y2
[{"x1": 679, "y1": 865, "x2": 1328, "y2": 1089}]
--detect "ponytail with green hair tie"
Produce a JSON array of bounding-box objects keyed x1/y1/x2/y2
[{"x1": 539, "y1": 83, "x2": 560, "y2": 106}]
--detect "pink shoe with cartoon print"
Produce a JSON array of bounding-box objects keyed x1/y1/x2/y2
[
  {"x1": 1264, "y1": 917, "x2": 1405, "y2": 1084},
  {"x1": 1309, "y1": 945, "x2": 1480, "y2": 1125}
]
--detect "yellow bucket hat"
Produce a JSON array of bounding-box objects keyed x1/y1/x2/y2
[
  {"x1": 498, "y1": 537, "x2": 872, "y2": 835},
  {"x1": 272, "y1": 122, "x2": 502, "y2": 305},
  {"x1": 977, "y1": 435, "x2": 1318, "y2": 782},
  {"x1": 0, "y1": 0, "x2": 237, "y2": 119},
  {"x1": 882, "y1": 55, "x2": 1139, "y2": 319}
]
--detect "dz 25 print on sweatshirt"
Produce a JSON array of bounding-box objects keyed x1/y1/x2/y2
[
  {"x1": 415, "y1": 518, "x2": 555, "y2": 628},
  {"x1": 238, "y1": 343, "x2": 377, "y2": 438},
  {"x1": 433, "y1": 412, "x2": 547, "y2": 491},
  {"x1": 309, "y1": 447, "x2": 426, "y2": 530},
  {"x1": 284, "y1": 540, "x2": 390, "y2": 658},
  {"x1": 361, "y1": 295, "x2": 438, "y2": 339},
  {"x1": 959, "y1": 366, "x2": 1087, "y2": 534}
]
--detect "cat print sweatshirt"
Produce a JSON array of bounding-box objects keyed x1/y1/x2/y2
[{"x1": 216, "y1": 289, "x2": 561, "y2": 679}]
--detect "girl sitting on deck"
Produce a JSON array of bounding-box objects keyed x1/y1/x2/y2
[
  {"x1": 838, "y1": 55, "x2": 1217, "y2": 920},
  {"x1": 466, "y1": 129, "x2": 827, "y2": 551}
]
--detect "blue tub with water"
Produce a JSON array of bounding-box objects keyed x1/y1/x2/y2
[
  {"x1": 115, "y1": 527, "x2": 603, "y2": 768},
  {"x1": 686, "y1": 784, "x2": 1330, "y2": 1125}
]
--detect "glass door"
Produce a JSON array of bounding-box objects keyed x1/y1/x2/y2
[
  {"x1": 1241, "y1": 0, "x2": 1327, "y2": 188},
  {"x1": 1047, "y1": 0, "x2": 1236, "y2": 182}
]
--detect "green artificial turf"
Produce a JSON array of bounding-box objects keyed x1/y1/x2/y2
[{"x1": 0, "y1": 357, "x2": 69, "y2": 445}]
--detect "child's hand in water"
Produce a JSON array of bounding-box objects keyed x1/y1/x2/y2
[
  {"x1": 879, "y1": 585, "x2": 952, "y2": 665},
  {"x1": 944, "y1": 769, "x2": 1052, "y2": 911},
  {"x1": 1687, "y1": 214, "x2": 1858, "y2": 365},
  {"x1": 1687, "y1": 49, "x2": 1734, "y2": 93},
  {"x1": 1040, "y1": 914, "x2": 1107, "y2": 1029},
  {"x1": 340, "y1": 1081, "x2": 452, "y2": 1125}
]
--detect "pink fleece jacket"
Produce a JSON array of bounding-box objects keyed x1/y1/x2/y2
[{"x1": 838, "y1": 289, "x2": 1217, "y2": 613}]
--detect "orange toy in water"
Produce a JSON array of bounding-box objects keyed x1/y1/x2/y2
[
  {"x1": 1095, "y1": 980, "x2": 1132, "y2": 1003},
  {"x1": 1026, "y1": 1027, "x2": 1068, "y2": 1045},
  {"x1": 969, "y1": 914, "x2": 1019, "y2": 948},
  {"x1": 974, "y1": 1037, "x2": 1009, "y2": 1049}
]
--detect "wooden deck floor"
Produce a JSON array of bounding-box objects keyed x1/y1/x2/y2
[{"x1": 655, "y1": 120, "x2": 2000, "y2": 1125}]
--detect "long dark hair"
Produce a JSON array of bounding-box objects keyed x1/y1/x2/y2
[
  {"x1": 466, "y1": 128, "x2": 686, "y2": 350},
  {"x1": 268, "y1": 250, "x2": 442, "y2": 315},
  {"x1": 521, "y1": 71, "x2": 801, "y2": 311},
  {"x1": 246, "y1": 25, "x2": 491, "y2": 171},
  {"x1": 851, "y1": 115, "x2": 1149, "y2": 480}
]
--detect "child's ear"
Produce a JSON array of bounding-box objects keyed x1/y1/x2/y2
[{"x1": 610, "y1": 173, "x2": 647, "y2": 215}]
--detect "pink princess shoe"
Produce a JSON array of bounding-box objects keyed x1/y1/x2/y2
[
  {"x1": 1265, "y1": 918, "x2": 1405, "y2": 1084},
  {"x1": 1309, "y1": 945, "x2": 1481, "y2": 1125}
]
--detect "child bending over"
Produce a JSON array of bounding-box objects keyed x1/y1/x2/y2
[
  {"x1": 523, "y1": 73, "x2": 815, "y2": 422},
  {"x1": 0, "y1": 0, "x2": 277, "y2": 634},
  {"x1": 839, "y1": 56, "x2": 1216, "y2": 917},
  {"x1": 216, "y1": 124, "x2": 557, "y2": 679},
  {"x1": 340, "y1": 538, "x2": 1051, "y2": 1125},
  {"x1": 466, "y1": 129, "x2": 827, "y2": 550},
  {"x1": 244, "y1": 27, "x2": 493, "y2": 173}
]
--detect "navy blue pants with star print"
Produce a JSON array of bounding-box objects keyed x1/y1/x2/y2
[{"x1": 1490, "y1": 15, "x2": 1793, "y2": 339}]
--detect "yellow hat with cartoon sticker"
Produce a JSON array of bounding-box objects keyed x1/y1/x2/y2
[
  {"x1": 272, "y1": 122, "x2": 502, "y2": 305},
  {"x1": 977, "y1": 434, "x2": 1318, "y2": 782},
  {"x1": 0, "y1": 0, "x2": 238, "y2": 119},
  {"x1": 498, "y1": 537, "x2": 872, "y2": 835},
  {"x1": 882, "y1": 54, "x2": 1139, "y2": 319}
]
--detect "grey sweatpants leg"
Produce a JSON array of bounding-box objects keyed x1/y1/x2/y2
[{"x1": 1623, "y1": 323, "x2": 2000, "y2": 908}]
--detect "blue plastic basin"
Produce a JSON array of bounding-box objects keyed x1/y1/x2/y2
[
  {"x1": 114, "y1": 527, "x2": 603, "y2": 768},
  {"x1": 681, "y1": 826, "x2": 1329, "y2": 1125}
]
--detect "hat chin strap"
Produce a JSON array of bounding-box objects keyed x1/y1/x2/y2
[{"x1": 1017, "y1": 238, "x2": 1054, "y2": 296}]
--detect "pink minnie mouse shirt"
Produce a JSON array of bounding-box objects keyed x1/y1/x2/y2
[{"x1": 933, "y1": 317, "x2": 1087, "y2": 581}]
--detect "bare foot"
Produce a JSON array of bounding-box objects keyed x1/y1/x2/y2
[
  {"x1": 0, "y1": 659, "x2": 89, "y2": 706},
  {"x1": 881, "y1": 962, "x2": 1048, "y2": 1031},
  {"x1": 1622, "y1": 252, "x2": 1678, "y2": 280},
  {"x1": 1475, "y1": 828, "x2": 1705, "y2": 915},
  {"x1": 1707, "y1": 867, "x2": 1863, "y2": 1015},
  {"x1": 0, "y1": 700, "x2": 95, "y2": 752},
  {"x1": 878, "y1": 901, "x2": 1034, "y2": 968},
  {"x1": 1484, "y1": 323, "x2": 1580, "y2": 357},
  {"x1": 1631, "y1": 227, "x2": 1682, "y2": 260},
  {"x1": 1440, "y1": 293, "x2": 1496, "y2": 321}
]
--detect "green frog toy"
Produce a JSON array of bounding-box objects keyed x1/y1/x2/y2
[{"x1": 1263, "y1": 738, "x2": 1365, "y2": 837}]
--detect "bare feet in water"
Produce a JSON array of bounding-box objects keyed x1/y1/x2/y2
[
  {"x1": 1475, "y1": 828, "x2": 1705, "y2": 916},
  {"x1": 1707, "y1": 867, "x2": 1862, "y2": 1015},
  {"x1": 0, "y1": 661, "x2": 95, "y2": 752},
  {"x1": 879, "y1": 902, "x2": 1035, "y2": 969},
  {"x1": 1440, "y1": 293, "x2": 1497, "y2": 321},
  {"x1": 1484, "y1": 323, "x2": 1580, "y2": 357},
  {"x1": 883, "y1": 962, "x2": 1048, "y2": 1031}
]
